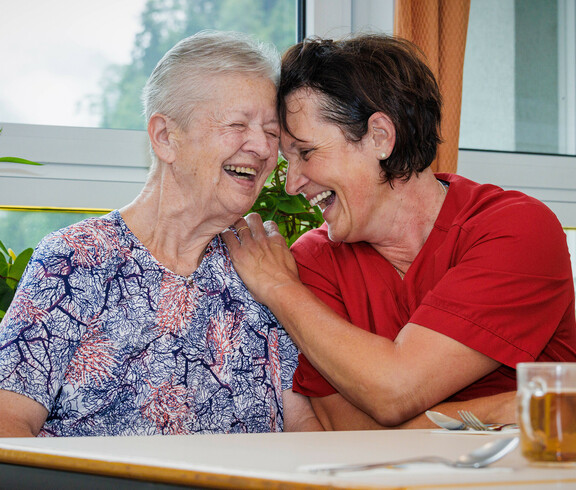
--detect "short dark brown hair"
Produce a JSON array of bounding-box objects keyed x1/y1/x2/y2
[{"x1": 278, "y1": 34, "x2": 442, "y2": 183}]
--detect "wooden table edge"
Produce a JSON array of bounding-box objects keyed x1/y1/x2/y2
[{"x1": 0, "y1": 447, "x2": 331, "y2": 489}]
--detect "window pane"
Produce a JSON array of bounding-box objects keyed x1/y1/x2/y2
[
  {"x1": 0, "y1": 208, "x2": 108, "y2": 254},
  {"x1": 0, "y1": 0, "x2": 297, "y2": 131},
  {"x1": 460, "y1": 0, "x2": 576, "y2": 156}
]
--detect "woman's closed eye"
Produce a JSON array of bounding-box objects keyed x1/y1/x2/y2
[{"x1": 300, "y1": 148, "x2": 314, "y2": 160}]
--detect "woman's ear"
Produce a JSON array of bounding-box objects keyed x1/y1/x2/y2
[
  {"x1": 367, "y1": 112, "x2": 396, "y2": 158},
  {"x1": 148, "y1": 113, "x2": 178, "y2": 164}
]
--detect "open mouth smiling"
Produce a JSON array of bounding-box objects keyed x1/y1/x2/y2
[
  {"x1": 223, "y1": 164, "x2": 257, "y2": 181},
  {"x1": 309, "y1": 190, "x2": 335, "y2": 208}
]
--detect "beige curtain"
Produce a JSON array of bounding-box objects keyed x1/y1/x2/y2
[{"x1": 394, "y1": 0, "x2": 471, "y2": 174}]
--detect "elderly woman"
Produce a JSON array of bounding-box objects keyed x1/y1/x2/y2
[
  {"x1": 0, "y1": 31, "x2": 319, "y2": 437},
  {"x1": 223, "y1": 34, "x2": 576, "y2": 430}
]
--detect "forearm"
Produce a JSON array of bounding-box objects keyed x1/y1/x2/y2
[
  {"x1": 313, "y1": 391, "x2": 517, "y2": 431},
  {"x1": 311, "y1": 394, "x2": 388, "y2": 431},
  {"x1": 396, "y1": 391, "x2": 517, "y2": 429},
  {"x1": 268, "y1": 282, "x2": 406, "y2": 423},
  {"x1": 283, "y1": 389, "x2": 325, "y2": 432},
  {"x1": 267, "y1": 281, "x2": 502, "y2": 426},
  {"x1": 429, "y1": 392, "x2": 516, "y2": 425}
]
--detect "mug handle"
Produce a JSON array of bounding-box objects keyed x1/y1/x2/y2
[{"x1": 519, "y1": 376, "x2": 547, "y2": 443}]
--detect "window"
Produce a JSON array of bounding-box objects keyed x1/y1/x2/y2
[
  {"x1": 460, "y1": 0, "x2": 576, "y2": 156},
  {"x1": 0, "y1": 207, "x2": 108, "y2": 254},
  {"x1": 458, "y1": 0, "x2": 576, "y2": 280},
  {"x1": 457, "y1": 0, "x2": 576, "y2": 230},
  {"x1": 1, "y1": 0, "x2": 297, "y2": 131}
]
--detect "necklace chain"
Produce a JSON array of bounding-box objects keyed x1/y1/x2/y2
[{"x1": 438, "y1": 179, "x2": 448, "y2": 195}]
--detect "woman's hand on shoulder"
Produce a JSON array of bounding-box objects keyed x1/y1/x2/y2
[{"x1": 222, "y1": 213, "x2": 301, "y2": 304}]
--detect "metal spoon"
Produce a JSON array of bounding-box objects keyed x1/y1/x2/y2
[
  {"x1": 302, "y1": 437, "x2": 519, "y2": 474},
  {"x1": 426, "y1": 410, "x2": 467, "y2": 430}
]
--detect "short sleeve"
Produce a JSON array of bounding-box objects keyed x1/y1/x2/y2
[
  {"x1": 413, "y1": 199, "x2": 574, "y2": 366},
  {"x1": 0, "y1": 233, "x2": 99, "y2": 410}
]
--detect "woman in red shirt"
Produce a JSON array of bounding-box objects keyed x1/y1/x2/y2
[{"x1": 223, "y1": 34, "x2": 576, "y2": 430}]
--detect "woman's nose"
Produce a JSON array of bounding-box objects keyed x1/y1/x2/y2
[
  {"x1": 284, "y1": 160, "x2": 308, "y2": 196},
  {"x1": 245, "y1": 127, "x2": 275, "y2": 160}
]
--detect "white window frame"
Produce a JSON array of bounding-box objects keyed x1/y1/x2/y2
[
  {"x1": 1, "y1": 0, "x2": 576, "y2": 227},
  {"x1": 559, "y1": 0, "x2": 576, "y2": 155},
  {"x1": 0, "y1": 123, "x2": 149, "y2": 209}
]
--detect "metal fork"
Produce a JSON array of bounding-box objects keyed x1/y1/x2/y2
[{"x1": 458, "y1": 410, "x2": 489, "y2": 430}]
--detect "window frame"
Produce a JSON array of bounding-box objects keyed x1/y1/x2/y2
[{"x1": 0, "y1": 122, "x2": 149, "y2": 209}]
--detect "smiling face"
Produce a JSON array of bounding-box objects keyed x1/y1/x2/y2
[
  {"x1": 280, "y1": 89, "x2": 397, "y2": 244},
  {"x1": 168, "y1": 73, "x2": 279, "y2": 223}
]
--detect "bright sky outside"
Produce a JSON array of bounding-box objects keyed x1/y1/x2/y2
[{"x1": 1, "y1": 0, "x2": 147, "y2": 127}]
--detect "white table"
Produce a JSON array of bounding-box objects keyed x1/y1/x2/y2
[{"x1": 0, "y1": 429, "x2": 575, "y2": 489}]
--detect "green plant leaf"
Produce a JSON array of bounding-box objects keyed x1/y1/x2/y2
[
  {"x1": 0, "y1": 253, "x2": 8, "y2": 277},
  {"x1": 9, "y1": 248, "x2": 34, "y2": 282},
  {"x1": 250, "y1": 156, "x2": 324, "y2": 244},
  {"x1": 0, "y1": 279, "x2": 15, "y2": 314},
  {"x1": 0, "y1": 240, "x2": 8, "y2": 256},
  {"x1": 0, "y1": 157, "x2": 42, "y2": 165},
  {"x1": 276, "y1": 196, "x2": 310, "y2": 214}
]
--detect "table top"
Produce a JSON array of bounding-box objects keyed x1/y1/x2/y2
[{"x1": 0, "y1": 429, "x2": 575, "y2": 489}]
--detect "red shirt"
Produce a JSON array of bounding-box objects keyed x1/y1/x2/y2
[{"x1": 291, "y1": 173, "x2": 576, "y2": 401}]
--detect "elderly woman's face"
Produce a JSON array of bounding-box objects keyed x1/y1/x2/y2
[
  {"x1": 280, "y1": 89, "x2": 393, "y2": 244},
  {"x1": 170, "y1": 73, "x2": 279, "y2": 220}
]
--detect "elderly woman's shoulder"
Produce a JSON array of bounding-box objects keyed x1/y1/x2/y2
[
  {"x1": 45, "y1": 211, "x2": 123, "y2": 242},
  {"x1": 35, "y1": 210, "x2": 130, "y2": 268}
]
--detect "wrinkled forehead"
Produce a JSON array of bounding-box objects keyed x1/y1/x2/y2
[{"x1": 195, "y1": 72, "x2": 278, "y2": 118}]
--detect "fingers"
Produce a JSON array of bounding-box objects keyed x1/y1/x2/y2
[
  {"x1": 221, "y1": 225, "x2": 240, "y2": 252},
  {"x1": 243, "y1": 213, "x2": 282, "y2": 238},
  {"x1": 244, "y1": 213, "x2": 265, "y2": 238},
  {"x1": 223, "y1": 213, "x2": 283, "y2": 250},
  {"x1": 263, "y1": 219, "x2": 280, "y2": 236}
]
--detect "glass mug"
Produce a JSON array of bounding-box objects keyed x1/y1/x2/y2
[{"x1": 517, "y1": 362, "x2": 576, "y2": 465}]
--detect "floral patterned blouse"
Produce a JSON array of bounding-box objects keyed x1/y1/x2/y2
[{"x1": 0, "y1": 211, "x2": 297, "y2": 436}]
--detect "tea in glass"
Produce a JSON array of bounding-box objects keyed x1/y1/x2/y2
[{"x1": 517, "y1": 363, "x2": 576, "y2": 465}]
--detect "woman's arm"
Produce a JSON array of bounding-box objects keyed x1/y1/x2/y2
[
  {"x1": 222, "y1": 214, "x2": 500, "y2": 426},
  {"x1": 282, "y1": 389, "x2": 324, "y2": 431},
  {"x1": 311, "y1": 391, "x2": 517, "y2": 431},
  {"x1": 0, "y1": 390, "x2": 48, "y2": 437}
]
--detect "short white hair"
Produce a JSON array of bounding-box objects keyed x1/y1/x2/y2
[{"x1": 142, "y1": 30, "x2": 280, "y2": 130}]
